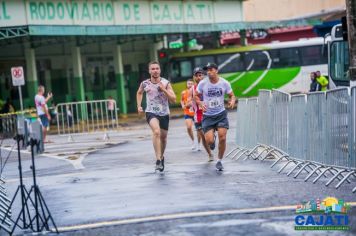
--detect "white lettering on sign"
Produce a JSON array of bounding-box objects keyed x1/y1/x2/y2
[
  {"x1": 0, "y1": 0, "x2": 242, "y2": 27},
  {"x1": 11, "y1": 66, "x2": 25, "y2": 86}
]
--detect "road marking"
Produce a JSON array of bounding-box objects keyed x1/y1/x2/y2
[{"x1": 57, "y1": 203, "x2": 356, "y2": 232}]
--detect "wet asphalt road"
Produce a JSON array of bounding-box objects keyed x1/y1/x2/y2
[{"x1": 1, "y1": 110, "x2": 355, "y2": 235}]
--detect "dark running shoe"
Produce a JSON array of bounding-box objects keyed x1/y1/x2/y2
[
  {"x1": 215, "y1": 161, "x2": 223, "y2": 171},
  {"x1": 161, "y1": 156, "x2": 165, "y2": 172},
  {"x1": 210, "y1": 132, "x2": 216, "y2": 150},
  {"x1": 155, "y1": 160, "x2": 162, "y2": 171}
]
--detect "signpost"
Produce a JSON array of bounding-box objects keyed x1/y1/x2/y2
[{"x1": 11, "y1": 66, "x2": 25, "y2": 112}]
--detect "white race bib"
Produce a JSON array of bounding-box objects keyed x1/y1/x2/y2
[
  {"x1": 152, "y1": 104, "x2": 162, "y2": 113},
  {"x1": 208, "y1": 99, "x2": 221, "y2": 108}
]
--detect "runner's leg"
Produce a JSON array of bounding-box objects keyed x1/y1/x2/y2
[
  {"x1": 148, "y1": 118, "x2": 162, "y2": 161},
  {"x1": 160, "y1": 129, "x2": 168, "y2": 157},
  {"x1": 185, "y1": 118, "x2": 194, "y2": 142},
  {"x1": 204, "y1": 129, "x2": 215, "y2": 148},
  {"x1": 198, "y1": 129, "x2": 213, "y2": 161},
  {"x1": 217, "y1": 127, "x2": 228, "y2": 160}
]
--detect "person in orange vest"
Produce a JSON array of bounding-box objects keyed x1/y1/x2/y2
[{"x1": 181, "y1": 79, "x2": 196, "y2": 150}]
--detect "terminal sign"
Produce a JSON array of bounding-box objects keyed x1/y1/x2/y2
[
  {"x1": 11, "y1": 66, "x2": 25, "y2": 86},
  {"x1": 0, "y1": 0, "x2": 243, "y2": 27}
]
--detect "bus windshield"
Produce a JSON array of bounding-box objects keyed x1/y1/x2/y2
[{"x1": 329, "y1": 40, "x2": 350, "y2": 85}]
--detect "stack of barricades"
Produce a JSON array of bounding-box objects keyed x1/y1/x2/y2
[
  {"x1": 0, "y1": 178, "x2": 12, "y2": 234},
  {"x1": 56, "y1": 99, "x2": 119, "y2": 141},
  {"x1": 227, "y1": 87, "x2": 356, "y2": 193}
]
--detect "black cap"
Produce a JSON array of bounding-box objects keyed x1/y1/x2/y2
[
  {"x1": 203, "y1": 62, "x2": 218, "y2": 70},
  {"x1": 193, "y1": 67, "x2": 204, "y2": 75}
]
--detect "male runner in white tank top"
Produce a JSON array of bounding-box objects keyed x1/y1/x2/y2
[{"x1": 136, "y1": 61, "x2": 176, "y2": 172}]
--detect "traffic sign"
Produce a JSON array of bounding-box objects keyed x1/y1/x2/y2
[{"x1": 11, "y1": 66, "x2": 25, "y2": 86}]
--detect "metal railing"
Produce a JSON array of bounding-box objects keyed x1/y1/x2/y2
[
  {"x1": 0, "y1": 109, "x2": 36, "y2": 139},
  {"x1": 56, "y1": 100, "x2": 119, "y2": 139},
  {"x1": 227, "y1": 88, "x2": 356, "y2": 193}
]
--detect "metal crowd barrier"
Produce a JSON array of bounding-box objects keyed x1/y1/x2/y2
[
  {"x1": 0, "y1": 177, "x2": 12, "y2": 234},
  {"x1": 288, "y1": 94, "x2": 307, "y2": 160},
  {"x1": 351, "y1": 87, "x2": 356, "y2": 178},
  {"x1": 0, "y1": 114, "x2": 17, "y2": 139},
  {"x1": 306, "y1": 92, "x2": 327, "y2": 164},
  {"x1": 227, "y1": 88, "x2": 356, "y2": 193},
  {"x1": 56, "y1": 100, "x2": 119, "y2": 140},
  {"x1": 257, "y1": 90, "x2": 272, "y2": 146},
  {"x1": 235, "y1": 99, "x2": 248, "y2": 148},
  {"x1": 246, "y1": 98, "x2": 258, "y2": 150},
  {"x1": 271, "y1": 90, "x2": 289, "y2": 153}
]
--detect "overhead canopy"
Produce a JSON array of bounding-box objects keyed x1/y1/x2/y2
[{"x1": 0, "y1": 0, "x2": 322, "y2": 38}]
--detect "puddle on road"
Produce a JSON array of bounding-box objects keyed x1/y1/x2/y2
[{"x1": 67, "y1": 156, "x2": 79, "y2": 160}]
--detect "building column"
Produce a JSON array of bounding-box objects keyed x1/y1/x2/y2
[
  {"x1": 0, "y1": 75, "x2": 9, "y2": 101},
  {"x1": 25, "y1": 47, "x2": 38, "y2": 104},
  {"x1": 71, "y1": 46, "x2": 85, "y2": 101},
  {"x1": 44, "y1": 70, "x2": 52, "y2": 94},
  {"x1": 114, "y1": 44, "x2": 127, "y2": 115},
  {"x1": 149, "y1": 41, "x2": 163, "y2": 62}
]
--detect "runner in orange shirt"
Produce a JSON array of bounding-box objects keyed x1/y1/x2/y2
[{"x1": 181, "y1": 79, "x2": 196, "y2": 150}]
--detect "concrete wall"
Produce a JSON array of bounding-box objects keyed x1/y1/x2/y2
[{"x1": 244, "y1": 0, "x2": 345, "y2": 21}]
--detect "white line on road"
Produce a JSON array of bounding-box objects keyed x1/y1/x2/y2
[{"x1": 57, "y1": 203, "x2": 356, "y2": 232}]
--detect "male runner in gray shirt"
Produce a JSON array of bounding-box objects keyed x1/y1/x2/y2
[{"x1": 195, "y1": 63, "x2": 236, "y2": 171}]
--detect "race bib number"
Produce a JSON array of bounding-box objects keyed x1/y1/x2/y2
[
  {"x1": 189, "y1": 106, "x2": 194, "y2": 112},
  {"x1": 209, "y1": 99, "x2": 221, "y2": 108},
  {"x1": 152, "y1": 104, "x2": 162, "y2": 113}
]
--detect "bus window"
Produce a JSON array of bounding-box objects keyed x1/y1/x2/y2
[
  {"x1": 330, "y1": 41, "x2": 349, "y2": 83},
  {"x1": 300, "y1": 45, "x2": 327, "y2": 66},
  {"x1": 194, "y1": 56, "x2": 215, "y2": 68},
  {"x1": 170, "y1": 59, "x2": 192, "y2": 82},
  {"x1": 270, "y1": 48, "x2": 300, "y2": 68},
  {"x1": 217, "y1": 53, "x2": 245, "y2": 73},
  {"x1": 244, "y1": 51, "x2": 270, "y2": 71},
  {"x1": 180, "y1": 61, "x2": 192, "y2": 77}
]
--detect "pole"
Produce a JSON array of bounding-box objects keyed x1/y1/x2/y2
[
  {"x1": 345, "y1": 0, "x2": 356, "y2": 87},
  {"x1": 18, "y1": 86, "x2": 24, "y2": 112},
  {"x1": 16, "y1": 135, "x2": 27, "y2": 228}
]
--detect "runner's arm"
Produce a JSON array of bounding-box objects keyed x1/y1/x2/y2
[
  {"x1": 227, "y1": 91, "x2": 236, "y2": 109},
  {"x1": 136, "y1": 84, "x2": 144, "y2": 112},
  {"x1": 180, "y1": 91, "x2": 185, "y2": 109},
  {"x1": 160, "y1": 83, "x2": 176, "y2": 104},
  {"x1": 186, "y1": 88, "x2": 193, "y2": 108},
  {"x1": 195, "y1": 91, "x2": 206, "y2": 112}
]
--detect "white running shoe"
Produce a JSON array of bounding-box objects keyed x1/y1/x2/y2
[
  {"x1": 191, "y1": 142, "x2": 196, "y2": 150},
  {"x1": 197, "y1": 143, "x2": 202, "y2": 151}
]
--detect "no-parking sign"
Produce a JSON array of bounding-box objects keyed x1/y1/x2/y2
[{"x1": 11, "y1": 66, "x2": 25, "y2": 86}]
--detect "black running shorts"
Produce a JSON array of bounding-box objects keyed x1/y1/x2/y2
[
  {"x1": 146, "y1": 112, "x2": 170, "y2": 130},
  {"x1": 202, "y1": 110, "x2": 229, "y2": 133}
]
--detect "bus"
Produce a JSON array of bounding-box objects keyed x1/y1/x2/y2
[
  {"x1": 328, "y1": 24, "x2": 350, "y2": 87},
  {"x1": 165, "y1": 38, "x2": 328, "y2": 100}
]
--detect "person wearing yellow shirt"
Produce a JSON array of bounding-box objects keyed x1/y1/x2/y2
[{"x1": 315, "y1": 71, "x2": 329, "y2": 91}]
